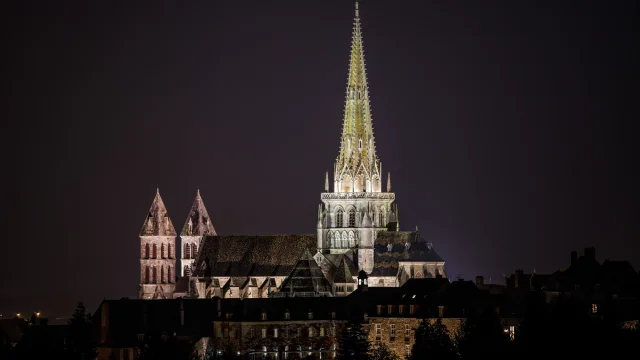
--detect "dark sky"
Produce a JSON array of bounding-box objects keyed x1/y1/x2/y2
[{"x1": 3, "y1": 0, "x2": 638, "y2": 319}]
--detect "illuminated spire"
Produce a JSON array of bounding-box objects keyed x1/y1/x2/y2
[{"x1": 334, "y1": 0, "x2": 382, "y2": 193}]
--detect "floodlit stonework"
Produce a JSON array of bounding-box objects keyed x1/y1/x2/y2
[{"x1": 137, "y1": 1, "x2": 447, "y2": 300}]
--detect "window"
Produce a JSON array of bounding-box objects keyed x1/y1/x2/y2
[
  {"x1": 377, "y1": 305, "x2": 382, "y2": 315},
  {"x1": 592, "y1": 304, "x2": 598, "y2": 313},
  {"x1": 398, "y1": 305, "x2": 404, "y2": 315},
  {"x1": 261, "y1": 328, "x2": 266, "y2": 338},
  {"x1": 167, "y1": 266, "x2": 172, "y2": 283},
  {"x1": 191, "y1": 244, "x2": 198, "y2": 259},
  {"x1": 161, "y1": 266, "x2": 165, "y2": 283},
  {"x1": 184, "y1": 265, "x2": 191, "y2": 277},
  {"x1": 308, "y1": 327, "x2": 314, "y2": 337},
  {"x1": 308, "y1": 312, "x2": 313, "y2": 320},
  {"x1": 347, "y1": 285, "x2": 353, "y2": 292},
  {"x1": 331, "y1": 312, "x2": 336, "y2": 320},
  {"x1": 184, "y1": 244, "x2": 191, "y2": 259},
  {"x1": 387, "y1": 305, "x2": 393, "y2": 314},
  {"x1": 261, "y1": 312, "x2": 267, "y2": 320},
  {"x1": 375, "y1": 324, "x2": 381, "y2": 341},
  {"x1": 145, "y1": 244, "x2": 150, "y2": 259},
  {"x1": 152, "y1": 266, "x2": 157, "y2": 283},
  {"x1": 147, "y1": 216, "x2": 153, "y2": 231},
  {"x1": 144, "y1": 266, "x2": 150, "y2": 283},
  {"x1": 390, "y1": 324, "x2": 396, "y2": 339},
  {"x1": 274, "y1": 328, "x2": 278, "y2": 338},
  {"x1": 336, "y1": 209, "x2": 344, "y2": 228},
  {"x1": 249, "y1": 328, "x2": 254, "y2": 338},
  {"x1": 320, "y1": 327, "x2": 325, "y2": 337},
  {"x1": 153, "y1": 244, "x2": 158, "y2": 259},
  {"x1": 348, "y1": 209, "x2": 356, "y2": 227},
  {"x1": 285, "y1": 311, "x2": 290, "y2": 320},
  {"x1": 404, "y1": 325, "x2": 410, "y2": 341},
  {"x1": 167, "y1": 243, "x2": 172, "y2": 258},
  {"x1": 378, "y1": 212, "x2": 384, "y2": 226},
  {"x1": 438, "y1": 306, "x2": 444, "y2": 317},
  {"x1": 405, "y1": 345, "x2": 411, "y2": 357},
  {"x1": 410, "y1": 305, "x2": 415, "y2": 315},
  {"x1": 161, "y1": 243, "x2": 166, "y2": 259}
]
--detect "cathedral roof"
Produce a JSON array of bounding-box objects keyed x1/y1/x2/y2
[
  {"x1": 139, "y1": 189, "x2": 177, "y2": 237},
  {"x1": 180, "y1": 189, "x2": 217, "y2": 236},
  {"x1": 193, "y1": 234, "x2": 317, "y2": 277},
  {"x1": 279, "y1": 249, "x2": 333, "y2": 295},
  {"x1": 333, "y1": 257, "x2": 357, "y2": 284},
  {"x1": 371, "y1": 231, "x2": 445, "y2": 277}
]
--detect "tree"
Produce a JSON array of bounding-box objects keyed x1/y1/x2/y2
[
  {"x1": 337, "y1": 321, "x2": 371, "y2": 360},
  {"x1": 66, "y1": 302, "x2": 97, "y2": 360},
  {"x1": 411, "y1": 318, "x2": 457, "y2": 360},
  {"x1": 455, "y1": 307, "x2": 510, "y2": 360},
  {"x1": 370, "y1": 343, "x2": 398, "y2": 360}
]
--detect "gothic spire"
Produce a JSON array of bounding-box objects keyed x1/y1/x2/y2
[
  {"x1": 180, "y1": 189, "x2": 217, "y2": 236},
  {"x1": 140, "y1": 189, "x2": 177, "y2": 236},
  {"x1": 334, "y1": 1, "x2": 381, "y2": 193}
]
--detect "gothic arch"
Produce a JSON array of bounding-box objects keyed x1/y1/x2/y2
[
  {"x1": 335, "y1": 207, "x2": 344, "y2": 228},
  {"x1": 161, "y1": 265, "x2": 165, "y2": 283},
  {"x1": 167, "y1": 266, "x2": 172, "y2": 283},
  {"x1": 152, "y1": 244, "x2": 157, "y2": 259},
  {"x1": 152, "y1": 266, "x2": 157, "y2": 283},
  {"x1": 347, "y1": 208, "x2": 356, "y2": 227},
  {"x1": 348, "y1": 231, "x2": 355, "y2": 247},
  {"x1": 144, "y1": 266, "x2": 150, "y2": 283},
  {"x1": 167, "y1": 243, "x2": 172, "y2": 258},
  {"x1": 191, "y1": 243, "x2": 198, "y2": 259},
  {"x1": 161, "y1": 243, "x2": 166, "y2": 259},
  {"x1": 145, "y1": 243, "x2": 150, "y2": 259},
  {"x1": 184, "y1": 243, "x2": 191, "y2": 259},
  {"x1": 342, "y1": 231, "x2": 348, "y2": 248}
]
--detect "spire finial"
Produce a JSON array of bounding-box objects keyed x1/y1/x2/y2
[
  {"x1": 325, "y1": 172, "x2": 329, "y2": 192},
  {"x1": 387, "y1": 172, "x2": 391, "y2": 192},
  {"x1": 156, "y1": 186, "x2": 159, "y2": 194},
  {"x1": 355, "y1": 1, "x2": 359, "y2": 18},
  {"x1": 196, "y1": 187, "x2": 200, "y2": 197}
]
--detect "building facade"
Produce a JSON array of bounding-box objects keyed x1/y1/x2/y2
[{"x1": 137, "y1": 1, "x2": 447, "y2": 300}]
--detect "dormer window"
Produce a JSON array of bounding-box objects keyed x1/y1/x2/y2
[
  {"x1": 203, "y1": 217, "x2": 208, "y2": 225},
  {"x1": 387, "y1": 243, "x2": 393, "y2": 252},
  {"x1": 405, "y1": 242, "x2": 411, "y2": 250},
  {"x1": 308, "y1": 311, "x2": 313, "y2": 320},
  {"x1": 164, "y1": 216, "x2": 169, "y2": 230},
  {"x1": 285, "y1": 311, "x2": 290, "y2": 320},
  {"x1": 147, "y1": 216, "x2": 153, "y2": 230},
  {"x1": 331, "y1": 312, "x2": 336, "y2": 320},
  {"x1": 261, "y1": 312, "x2": 267, "y2": 321}
]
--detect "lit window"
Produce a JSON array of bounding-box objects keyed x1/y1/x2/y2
[
  {"x1": 261, "y1": 312, "x2": 267, "y2": 320},
  {"x1": 336, "y1": 209, "x2": 344, "y2": 228},
  {"x1": 274, "y1": 328, "x2": 278, "y2": 338},
  {"x1": 285, "y1": 311, "x2": 290, "y2": 320},
  {"x1": 261, "y1": 328, "x2": 266, "y2": 338},
  {"x1": 375, "y1": 324, "x2": 381, "y2": 341},
  {"x1": 320, "y1": 327, "x2": 325, "y2": 337},
  {"x1": 592, "y1": 304, "x2": 598, "y2": 313},
  {"x1": 308, "y1": 312, "x2": 313, "y2": 320},
  {"x1": 308, "y1": 327, "x2": 314, "y2": 337}
]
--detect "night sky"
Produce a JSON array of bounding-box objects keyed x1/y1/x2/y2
[{"x1": 4, "y1": 0, "x2": 638, "y2": 320}]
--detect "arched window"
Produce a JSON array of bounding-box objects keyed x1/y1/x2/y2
[
  {"x1": 349, "y1": 231, "x2": 355, "y2": 247},
  {"x1": 145, "y1": 244, "x2": 150, "y2": 259},
  {"x1": 185, "y1": 243, "x2": 191, "y2": 259},
  {"x1": 152, "y1": 266, "x2": 157, "y2": 283},
  {"x1": 161, "y1": 265, "x2": 166, "y2": 283},
  {"x1": 342, "y1": 231, "x2": 348, "y2": 248},
  {"x1": 152, "y1": 244, "x2": 157, "y2": 259},
  {"x1": 191, "y1": 244, "x2": 198, "y2": 259},
  {"x1": 348, "y1": 209, "x2": 356, "y2": 227},
  {"x1": 145, "y1": 266, "x2": 150, "y2": 283},
  {"x1": 167, "y1": 244, "x2": 172, "y2": 259},
  {"x1": 184, "y1": 265, "x2": 191, "y2": 277},
  {"x1": 167, "y1": 266, "x2": 172, "y2": 283},
  {"x1": 336, "y1": 209, "x2": 344, "y2": 228},
  {"x1": 161, "y1": 243, "x2": 166, "y2": 259},
  {"x1": 334, "y1": 232, "x2": 341, "y2": 248}
]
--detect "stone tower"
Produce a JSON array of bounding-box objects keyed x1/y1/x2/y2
[
  {"x1": 138, "y1": 189, "x2": 177, "y2": 299},
  {"x1": 179, "y1": 189, "x2": 217, "y2": 277},
  {"x1": 317, "y1": 1, "x2": 398, "y2": 274}
]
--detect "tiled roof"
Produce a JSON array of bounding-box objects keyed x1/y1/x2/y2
[
  {"x1": 139, "y1": 190, "x2": 177, "y2": 236},
  {"x1": 371, "y1": 231, "x2": 445, "y2": 276},
  {"x1": 179, "y1": 190, "x2": 217, "y2": 236},
  {"x1": 193, "y1": 234, "x2": 317, "y2": 277}
]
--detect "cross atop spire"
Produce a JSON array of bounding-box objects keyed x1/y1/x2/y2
[{"x1": 334, "y1": 1, "x2": 382, "y2": 193}]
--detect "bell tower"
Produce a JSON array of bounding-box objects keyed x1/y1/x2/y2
[{"x1": 317, "y1": 1, "x2": 399, "y2": 274}]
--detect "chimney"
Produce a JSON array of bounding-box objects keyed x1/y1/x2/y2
[
  {"x1": 475, "y1": 276, "x2": 484, "y2": 287},
  {"x1": 515, "y1": 269, "x2": 524, "y2": 288},
  {"x1": 584, "y1": 247, "x2": 596, "y2": 261},
  {"x1": 571, "y1": 250, "x2": 577, "y2": 266}
]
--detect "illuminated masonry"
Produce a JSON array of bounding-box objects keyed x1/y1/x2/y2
[{"x1": 137, "y1": 2, "x2": 446, "y2": 300}]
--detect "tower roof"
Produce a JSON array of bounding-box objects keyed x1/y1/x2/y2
[
  {"x1": 180, "y1": 189, "x2": 217, "y2": 236},
  {"x1": 335, "y1": 1, "x2": 380, "y2": 181},
  {"x1": 139, "y1": 189, "x2": 177, "y2": 236}
]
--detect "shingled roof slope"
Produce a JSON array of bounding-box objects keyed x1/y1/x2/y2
[
  {"x1": 193, "y1": 235, "x2": 317, "y2": 277},
  {"x1": 139, "y1": 190, "x2": 177, "y2": 236},
  {"x1": 333, "y1": 257, "x2": 357, "y2": 284},
  {"x1": 280, "y1": 249, "x2": 333, "y2": 294},
  {"x1": 371, "y1": 231, "x2": 445, "y2": 276}
]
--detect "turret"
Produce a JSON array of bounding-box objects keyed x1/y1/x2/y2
[
  {"x1": 179, "y1": 189, "x2": 217, "y2": 277},
  {"x1": 139, "y1": 188, "x2": 177, "y2": 299}
]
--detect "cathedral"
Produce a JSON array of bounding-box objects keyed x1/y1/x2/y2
[{"x1": 138, "y1": 2, "x2": 447, "y2": 300}]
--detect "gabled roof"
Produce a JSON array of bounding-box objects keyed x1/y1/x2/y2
[
  {"x1": 371, "y1": 231, "x2": 445, "y2": 276},
  {"x1": 180, "y1": 189, "x2": 217, "y2": 236},
  {"x1": 279, "y1": 249, "x2": 333, "y2": 295},
  {"x1": 193, "y1": 234, "x2": 317, "y2": 277},
  {"x1": 139, "y1": 189, "x2": 177, "y2": 236},
  {"x1": 334, "y1": 257, "x2": 357, "y2": 284}
]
